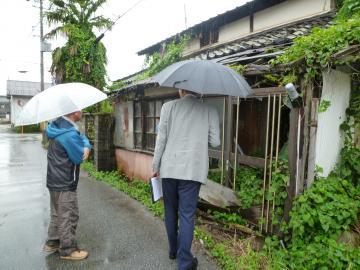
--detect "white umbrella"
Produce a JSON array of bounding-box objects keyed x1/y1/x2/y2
[{"x1": 15, "y1": 82, "x2": 107, "y2": 126}]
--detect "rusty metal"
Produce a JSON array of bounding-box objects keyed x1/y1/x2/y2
[{"x1": 233, "y1": 97, "x2": 240, "y2": 190}]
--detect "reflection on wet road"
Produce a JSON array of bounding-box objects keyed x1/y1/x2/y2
[{"x1": 0, "y1": 124, "x2": 218, "y2": 270}]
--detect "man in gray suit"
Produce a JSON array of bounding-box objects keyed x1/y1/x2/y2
[{"x1": 152, "y1": 89, "x2": 220, "y2": 270}]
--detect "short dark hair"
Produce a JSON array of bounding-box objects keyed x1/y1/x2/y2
[{"x1": 180, "y1": 89, "x2": 199, "y2": 96}]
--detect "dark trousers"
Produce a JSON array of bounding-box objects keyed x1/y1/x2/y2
[
  {"x1": 47, "y1": 190, "x2": 79, "y2": 256},
  {"x1": 162, "y1": 178, "x2": 201, "y2": 270}
]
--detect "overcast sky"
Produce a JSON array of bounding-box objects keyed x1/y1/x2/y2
[{"x1": 0, "y1": 0, "x2": 249, "y2": 95}]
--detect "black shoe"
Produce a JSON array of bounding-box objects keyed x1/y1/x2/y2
[
  {"x1": 187, "y1": 257, "x2": 198, "y2": 270},
  {"x1": 169, "y1": 253, "x2": 176, "y2": 260}
]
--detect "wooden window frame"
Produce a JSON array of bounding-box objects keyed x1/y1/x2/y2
[
  {"x1": 200, "y1": 28, "x2": 219, "y2": 48},
  {"x1": 133, "y1": 98, "x2": 173, "y2": 152}
]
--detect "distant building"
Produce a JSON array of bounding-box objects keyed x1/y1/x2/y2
[
  {"x1": 6, "y1": 80, "x2": 52, "y2": 126},
  {"x1": 0, "y1": 96, "x2": 10, "y2": 119}
]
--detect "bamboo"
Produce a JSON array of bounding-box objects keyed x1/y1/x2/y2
[
  {"x1": 260, "y1": 94, "x2": 271, "y2": 232},
  {"x1": 265, "y1": 95, "x2": 276, "y2": 233},
  {"x1": 233, "y1": 97, "x2": 240, "y2": 190},
  {"x1": 221, "y1": 97, "x2": 226, "y2": 185},
  {"x1": 271, "y1": 94, "x2": 282, "y2": 233},
  {"x1": 275, "y1": 95, "x2": 282, "y2": 163}
]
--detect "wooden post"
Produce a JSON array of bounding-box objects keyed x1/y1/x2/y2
[
  {"x1": 284, "y1": 107, "x2": 300, "y2": 223},
  {"x1": 307, "y1": 98, "x2": 319, "y2": 187},
  {"x1": 299, "y1": 81, "x2": 313, "y2": 192}
]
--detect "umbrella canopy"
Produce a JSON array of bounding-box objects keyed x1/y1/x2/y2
[
  {"x1": 152, "y1": 59, "x2": 253, "y2": 97},
  {"x1": 15, "y1": 82, "x2": 107, "y2": 126}
]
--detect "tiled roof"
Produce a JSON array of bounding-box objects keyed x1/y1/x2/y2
[
  {"x1": 137, "y1": 0, "x2": 287, "y2": 56},
  {"x1": 193, "y1": 12, "x2": 335, "y2": 64},
  {"x1": 111, "y1": 12, "x2": 335, "y2": 95},
  {"x1": 6, "y1": 80, "x2": 52, "y2": 97}
]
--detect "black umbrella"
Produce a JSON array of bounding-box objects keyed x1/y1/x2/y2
[{"x1": 152, "y1": 59, "x2": 253, "y2": 97}]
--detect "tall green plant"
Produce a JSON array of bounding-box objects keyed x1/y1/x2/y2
[{"x1": 45, "y1": 0, "x2": 112, "y2": 92}]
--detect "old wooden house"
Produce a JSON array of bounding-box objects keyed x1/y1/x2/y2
[{"x1": 108, "y1": 0, "x2": 356, "y2": 231}]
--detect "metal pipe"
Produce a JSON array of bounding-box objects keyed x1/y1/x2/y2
[
  {"x1": 260, "y1": 94, "x2": 271, "y2": 232},
  {"x1": 221, "y1": 97, "x2": 226, "y2": 185},
  {"x1": 265, "y1": 94, "x2": 276, "y2": 233},
  {"x1": 233, "y1": 97, "x2": 240, "y2": 190}
]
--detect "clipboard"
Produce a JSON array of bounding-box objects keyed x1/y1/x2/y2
[{"x1": 150, "y1": 177, "x2": 163, "y2": 203}]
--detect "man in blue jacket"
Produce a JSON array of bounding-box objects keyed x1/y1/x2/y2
[{"x1": 43, "y1": 111, "x2": 91, "y2": 260}]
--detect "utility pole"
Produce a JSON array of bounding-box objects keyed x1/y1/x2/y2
[
  {"x1": 39, "y1": 0, "x2": 44, "y2": 92},
  {"x1": 184, "y1": 3, "x2": 188, "y2": 29}
]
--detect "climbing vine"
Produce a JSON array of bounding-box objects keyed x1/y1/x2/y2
[
  {"x1": 135, "y1": 36, "x2": 189, "y2": 81},
  {"x1": 253, "y1": 1, "x2": 360, "y2": 269},
  {"x1": 273, "y1": 0, "x2": 360, "y2": 82}
]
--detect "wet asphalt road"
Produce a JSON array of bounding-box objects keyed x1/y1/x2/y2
[{"x1": 0, "y1": 124, "x2": 219, "y2": 270}]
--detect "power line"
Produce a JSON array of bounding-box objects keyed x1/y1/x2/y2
[{"x1": 95, "y1": 0, "x2": 147, "y2": 42}]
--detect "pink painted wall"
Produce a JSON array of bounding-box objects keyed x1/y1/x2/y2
[{"x1": 115, "y1": 148, "x2": 153, "y2": 183}]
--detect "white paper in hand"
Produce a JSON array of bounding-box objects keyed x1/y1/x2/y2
[{"x1": 151, "y1": 177, "x2": 163, "y2": 202}]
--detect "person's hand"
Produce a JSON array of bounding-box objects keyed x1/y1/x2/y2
[
  {"x1": 152, "y1": 171, "x2": 160, "y2": 178},
  {"x1": 83, "y1": 148, "x2": 90, "y2": 160}
]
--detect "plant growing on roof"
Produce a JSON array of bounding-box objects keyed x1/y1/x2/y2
[
  {"x1": 272, "y1": 0, "x2": 360, "y2": 81},
  {"x1": 45, "y1": 0, "x2": 112, "y2": 92},
  {"x1": 136, "y1": 35, "x2": 190, "y2": 81}
]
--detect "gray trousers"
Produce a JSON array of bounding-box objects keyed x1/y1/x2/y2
[{"x1": 47, "y1": 190, "x2": 79, "y2": 256}]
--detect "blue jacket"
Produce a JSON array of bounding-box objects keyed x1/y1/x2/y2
[{"x1": 46, "y1": 117, "x2": 91, "y2": 191}]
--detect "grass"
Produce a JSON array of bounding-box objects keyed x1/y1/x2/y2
[{"x1": 81, "y1": 161, "x2": 276, "y2": 270}]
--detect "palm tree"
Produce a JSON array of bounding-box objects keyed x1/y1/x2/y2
[{"x1": 45, "y1": 0, "x2": 112, "y2": 89}]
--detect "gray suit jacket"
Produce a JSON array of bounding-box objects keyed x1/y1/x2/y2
[{"x1": 152, "y1": 95, "x2": 220, "y2": 184}]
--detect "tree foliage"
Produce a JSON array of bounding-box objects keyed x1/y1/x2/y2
[{"x1": 45, "y1": 0, "x2": 112, "y2": 92}]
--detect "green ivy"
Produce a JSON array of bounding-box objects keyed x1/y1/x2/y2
[
  {"x1": 289, "y1": 176, "x2": 359, "y2": 241},
  {"x1": 208, "y1": 210, "x2": 247, "y2": 227},
  {"x1": 137, "y1": 36, "x2": 189, "y2": 81},
  {"x1": 273, "y1": 8, "x2": 360, "y2": 81},
  {"x1": 267, "y1": 160, "x2": 290, "y2": 227},
  {"x1": 229, "y1": 64, "x2": 246, "y2": 74},
  {"x1": 337, "y1": 0, "x2": 360, "y2": 20},
  {"x1": 318, "y1": 100, "x2": 331, "y2": 113},
  {"x1": 108, "y1": 80, "x2": 126, "y2": 92},
  {"x1": 338, "y1": 87, "x2": 360, "y2": 185},
  {"x1": 235, "y1": 166, "x2": 264, "y2": 209}
]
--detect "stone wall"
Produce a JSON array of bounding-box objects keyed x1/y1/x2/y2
[{"x1": 93, "y1": 113, "x2": 116, "y2": 171}]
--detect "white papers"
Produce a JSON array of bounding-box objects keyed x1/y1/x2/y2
[{"x1": 150, "y1": 177, "x2": 163, "y2": 202}]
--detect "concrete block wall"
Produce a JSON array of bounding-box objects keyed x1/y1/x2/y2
[{"x1": 94, "y1": 113, "x2": 116, "y2": 171}]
